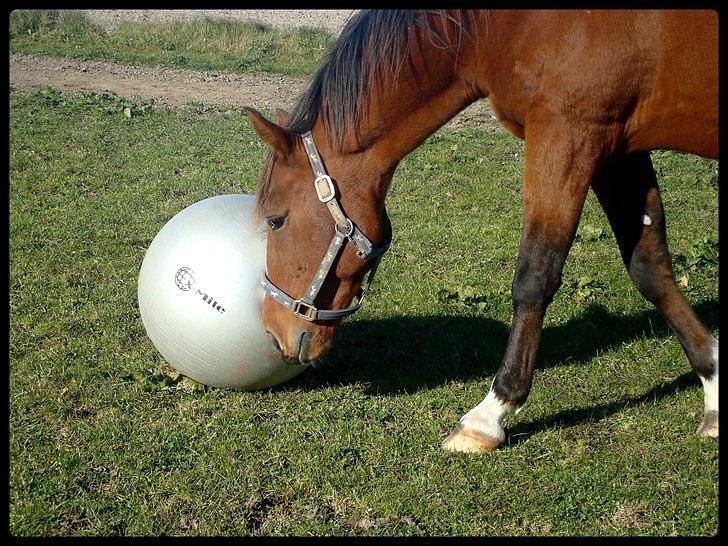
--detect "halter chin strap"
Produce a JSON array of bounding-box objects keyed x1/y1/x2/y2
[{"x1": 260, "y1": 130, "x2": 389, "y2": 322}]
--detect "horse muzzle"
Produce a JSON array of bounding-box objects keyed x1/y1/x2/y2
[{"x1": 266, "y1": 323, "x2": 332, "y2": 365}]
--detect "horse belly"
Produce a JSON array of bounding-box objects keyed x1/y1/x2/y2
[
  {"x1": 626, "y1": 108, "x2": 717, "y2": 160},
  {"x1": 625, "y1": 11, "x2": 717, "y2": 159}
]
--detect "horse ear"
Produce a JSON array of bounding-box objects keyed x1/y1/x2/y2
[
  {"x1": 275, "y1": 108, "x2": 291, "y2": 127},
  {"x1": 244, "y1": 107, "x2": 292, "y2": 157}
]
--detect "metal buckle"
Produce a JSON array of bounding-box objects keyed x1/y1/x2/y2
[
  {"x1": 314, "y1": 175, "x2": 336, "y2": 203},
  {"x1": 291, "y1": 299, "x2": 317, "y2": 321}
]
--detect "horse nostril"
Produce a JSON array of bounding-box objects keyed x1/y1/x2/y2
[
  {"x1": 283, "y1": 354, "x2": 302, "y2": 366},
  {"x1": 266, "y1": 331, "x2": 281, "y2": 353}
]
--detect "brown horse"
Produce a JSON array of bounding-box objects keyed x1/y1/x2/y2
[{"x1": 245, "y1": 10, "x2": 718, "y2": 453}]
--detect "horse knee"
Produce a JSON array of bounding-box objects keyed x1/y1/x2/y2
[{"x1": 511, "y1": 255, "x2": 562, "y2": 309}]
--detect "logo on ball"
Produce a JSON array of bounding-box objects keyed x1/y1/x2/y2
[
  {"x1": 174, "y1": 266, "x2": 225, "y2": 314},
  {"x1": 175, "y1": 267, "x2": 196, "y2": 291}
]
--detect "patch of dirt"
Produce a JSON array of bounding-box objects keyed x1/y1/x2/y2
[
  {"x1": 10, "y1": 53, "x2": 306, "y2": 111},
  {"x1": 10, "y1": 53, "x2": 498, "y2": 130},
  {"x1": 608, "y1": 501, "x2": 650, "y2": 531}
]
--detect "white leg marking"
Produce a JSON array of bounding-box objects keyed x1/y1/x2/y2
[
  {"x1": 699, "y1": 338, "x2": 719, "y2": 414},
  {"x1": 459, "y1": 390, "x2": 516, "y2": 442},
  {"x1": 642, "y1": 214, "x2": 652, "y2": 226}
]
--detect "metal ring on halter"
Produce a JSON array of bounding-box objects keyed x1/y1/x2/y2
[{"x1": 335, "y1": 218, "x2": 355, "y2": 238}]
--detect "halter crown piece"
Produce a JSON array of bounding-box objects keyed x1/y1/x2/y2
[{"x1": 260, "y1": 131, "x2": 389, "y2": 322}]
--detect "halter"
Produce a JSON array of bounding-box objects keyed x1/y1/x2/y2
[{"x1": 260, "y1": 131, "x2": 389, "y2": 322}]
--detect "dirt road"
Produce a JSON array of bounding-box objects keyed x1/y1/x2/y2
[
  {"x1": 10, "y1": 53, "x2": 308, "y2": 111},
  {"x1": 10, "y1": 53, "x2": 497, "y2": 130}
]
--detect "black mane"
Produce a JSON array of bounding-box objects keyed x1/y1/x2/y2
[
  {"x1": 287, "y1": 9, "x2": 475, "y2": 148},
  {"x1": 256, "y1": 10, "x2": 475, "y2": 213}
]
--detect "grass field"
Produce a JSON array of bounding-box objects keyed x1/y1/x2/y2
[
  {"x1": 9, "y1": 10, "x2": 332, "y2": 76},
  {"x1": 9, "y1": 10, "x2": 719, "y2": 536},
  {"x1": 9, "y1": 87, "x2": 718, "y2": 536}
]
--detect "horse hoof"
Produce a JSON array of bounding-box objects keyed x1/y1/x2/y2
[
  {"x1": 441, "y1": 424, "x2": 502, "y2": 453},
  {"x1": 696, "y1": 410, "x2": 719, "y2": 438}
]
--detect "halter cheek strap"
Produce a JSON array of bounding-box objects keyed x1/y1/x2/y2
[
  {"x1": 303, "y1": 132, "x2": 375, "y2": 258},
  {"x1": 260, "y1": 131, "x2": 389, "y2": 322}
]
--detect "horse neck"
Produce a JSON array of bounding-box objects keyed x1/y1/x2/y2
[
  {"x1": 367, "y1": 75, "x2": 480, "y2": 165},
  {"x1": 331, "y1": 39, "x2": 484, "y2": 200}
]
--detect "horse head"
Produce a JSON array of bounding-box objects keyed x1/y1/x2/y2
[{"x1": 245, "y1": 107, "x2": 392, "y2": 365}]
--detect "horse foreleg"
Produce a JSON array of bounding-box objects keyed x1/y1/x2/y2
[
  {"x1": 591, "y1": 152, "x2": 718, "y2": 438},
  {"x1": 443, "y1": 121, "x2": 599, "y2": 453}
]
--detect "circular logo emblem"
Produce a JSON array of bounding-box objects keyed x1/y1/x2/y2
[{"x1": 174, "y1": 267, "x2": 196, "y2": 291}]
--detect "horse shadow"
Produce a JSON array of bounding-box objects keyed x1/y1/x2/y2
[
  {"x1": 280, "y1": 299, "x2": 718, "y2": 433},
  {"x1": 503, "y1": 370, "x2": 701, "y2": 446}
]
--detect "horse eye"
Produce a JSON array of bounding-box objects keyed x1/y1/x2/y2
[{"x1": 266, "y1": 215, "x2": 286, "y2": 231}]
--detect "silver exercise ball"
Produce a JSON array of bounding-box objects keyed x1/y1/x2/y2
[{"x1": 138, "y1": 194, "x2": 308, "y2": 389}]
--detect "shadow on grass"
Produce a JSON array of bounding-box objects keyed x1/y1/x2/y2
[
  {"x1": 284, "y1": 298, "x2": 718, "y2": 397},
  {"x1": 504, "y1": 370, "x2": 699, "y2": 447}
]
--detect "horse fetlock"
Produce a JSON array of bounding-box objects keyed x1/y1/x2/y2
[
  {"x1": 442, "y1": 390, "x2": 514, "y2": 453},
  {"x1": 698, "y1": 337, "x2": 719, "y2": 413}
]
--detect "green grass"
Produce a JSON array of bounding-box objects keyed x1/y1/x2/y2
[
  {"x1": 9, "y1": 89, "x2": 718, "y2": 536},
  {"x1": 9, "y1": 9, "x2": 333, "y2": 76}
]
